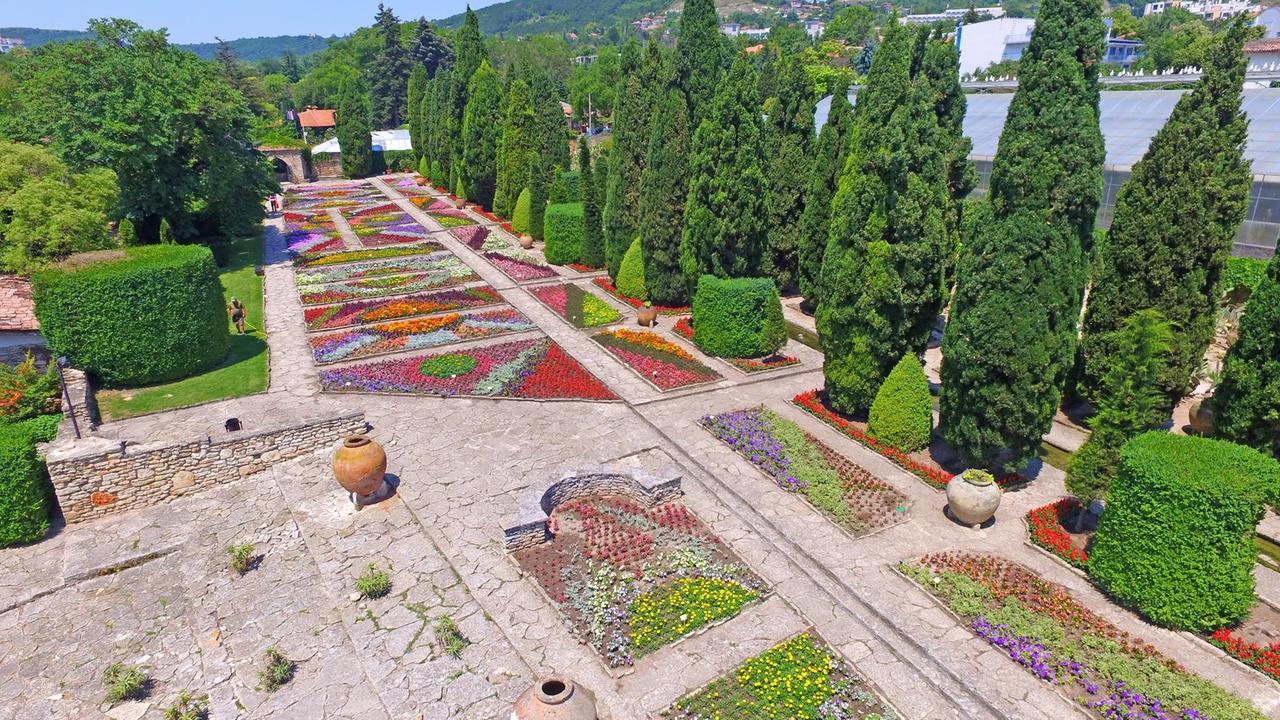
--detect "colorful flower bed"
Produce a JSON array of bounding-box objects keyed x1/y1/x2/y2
[
  {"x1": 1026, "y1": 498, "x2": 1090, "y2": 569},
  {"x1": 294, "y1": 244, "x2": 442, "y2": 269},
  {"x1": 527, "y1": 283, "x2": 622, "y2": 329},
  {"x1": 726, "y1": 355, "x2": 801, "y2": 373},
  {"x1": 284, "y1": 212, "x2": 344, "y2": 254},
  {"x1": 483, "y1": 251, "x2": 559, "y2": 281},
  {"x1": 592, "y1": 278, "x2": 690, "y2": 315},
  {"x1": 592, "y1": 328, "x2": 721, "y2": 390},
  {"x1": 702, "y1": 408, "x2": 908, "y2": 536},
  {"x1": 303, "y1": 286, "x2": 503, "y2": 331},
  {"x1": 284, "y1": 184, "x2": 384, "y2": 212},
  {"x1": 407, "y1": 195, "x2": 454, "y2": 210},
  {"x1": 512, "y1": 495, "x2": 765, "y2": 666},
  {"x1": 451, "y1": 224, "x2": 492, "y2": 250},
  {"x1": 902, "y1": 552, "x2": 1264, "y2": 720},
  {"x1": 663, "y1": 632, "x2": 896, "y2": 720},
  {"x1": 308, "y1": 308, "x2": 536, "y2": 364},
  {"x1": 319, "y1": 336, "x2": 617, "y2": 400},
  {"x1": 673, "y1": 317, "x2": 695, "y2": 340},
  {"x1": 567, "y1": 262, "x2": 601, "y2": 274},
  {"x1": 427, "y1": 209, "x2": 475, "y2": 228},
  {"x1": 294, "y1": 248, "x2": 450, "y2": 286},
  {"x1": 298, "y1": 261, "x2": 479, "y2": 305},
  {"x1": 1211, "y1": 630, "x2": 1280, "y2": 683}
]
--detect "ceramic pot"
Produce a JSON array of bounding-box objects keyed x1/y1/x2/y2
[
  {"x1": 946, "y1": 469, "x2": 1001, "y2": 528},
  {"x1": 1188, "y1": 399, "x2": 1216, "y2": 436},
  {"x1": 636, "y1": 306, "x2": 657, "y2": 327},
  {"x1": 511, "y1": 678, "x2": 596, "y2": 720},
  {"x1": 415, "y1": 176, "x2": 428, "y2": 186},
  {"x1": 519, "y1": 234, "x2": 535, "y2": 250},
  {"x1": 332, "y1": 435, "x2": 387, "y2": 497}
]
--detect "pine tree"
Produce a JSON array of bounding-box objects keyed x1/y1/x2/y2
[
  {"x1": 493, "y1": 78, "x2": 536, "y2": 219},
  {"x1": 603, "y1": 41, "x2": 660, "y2": 279},
  {"x1": 453, "y1": 7, "x2": 486, "y2": 86},
  {"x1": 369, "y1": 4, "x2": 409, "y2": 129},
  {"x1": 940, "y1": 0, "x2": 1105, "y2": 469},
  {"x1": 817, "y1": 21, "x2": 952, "y2": 415},
  {"x1": 579, "y1": 138, "x2": 604, "y2": 267},
  {"x1": 797, "y1": 77, "x2": 854, "y2": 312},
  {"x1": 675, "y1": 0, "x2": 724, "y2": 125},
  {"x1": 409, "y1": 18, "x2": 454, "y2": 77},
  {"x1": 461, "y1": 61, "x2": 503, "y2": 210},
  {"x1": 762, "y1": 55, "x2": 813, "y2": 293},
  {"x1": 680, "y1": 54, "x2": 767, "y2": 283},
  {"x1": 1080, "y1": 20, "x2": 1251, "y2": 407},
  {"x1": 1214, "y1": 249, "x2": 1280, "y2": 457},
  {"x1": 281, "y1": 50, "x2": 301, "y2": 82},
  {"x1": 638, "y1": 89, "x2": 691, "y2": 306},
  {"x1": 407, "y1": 66, "x2": 429, "y2": 162},
  {"x1": 337, "y1": 78, "x2": 373, "y2": 178}
]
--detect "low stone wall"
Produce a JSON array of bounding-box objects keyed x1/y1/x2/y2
[
  {"x1": 312, "y1": 153, "x2": 343, "y2": 179},
  {"x1": 56, "y1": 367, "x2": 98, "y2": 439},
  {"x1": 45, "y1": 409, "x2": 366, "y2": 523}
]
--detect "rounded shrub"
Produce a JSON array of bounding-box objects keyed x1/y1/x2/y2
[
  {"x1": 33, "y1": 245, "x2": 230, "y2": 386},
  {"x1": 511, "y1": 188, "x2": 532, "y2": 235},
  {"x1": 616, "y1": 237, "x2": 647, "y2": 301},
  {"x1": 0, "y1": 414, "x2": 61, "y2": 547},
  {"x1": 691, "y1": 275, "x2": 786, "y2": 358},
  {"x1": 543, "y1": 202, "x2": 585, "y2": 266},
  {"x1": 1088, "y1": 431, "x2": 1280, "y2": 632},
  {"x1": 867, "y1": 354, "x2": 933, "y2": 452}
]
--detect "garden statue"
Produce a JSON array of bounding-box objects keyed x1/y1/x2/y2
[
  {"x1": 512, "y1": 677, "x2": 597, "y2": 720},
  {"x1": 332, "y1": 434, "x2": 390, "y2": 509},
  {"x1": 945, "y1": 469, "x2": 1001, "y2": 528}
]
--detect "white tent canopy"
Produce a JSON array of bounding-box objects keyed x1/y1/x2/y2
[{"x1": 311, "y1": 129, "x2": 412, "y2": 154}]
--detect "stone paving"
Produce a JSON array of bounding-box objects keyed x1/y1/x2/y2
[{"x1": 5, "y1": 174, "x2": 1280, "y2": 719}]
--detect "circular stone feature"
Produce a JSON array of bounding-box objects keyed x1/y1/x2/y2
[{"x1": 419, "y1": 353, "x2": 478, "y2": 378}]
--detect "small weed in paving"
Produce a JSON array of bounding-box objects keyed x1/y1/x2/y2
[
  {"x1": 257, "y1": 647, "x2": 296, "y2": 693},
  {"x1": 435, "y1": 615, "x2": 468, "y2": 657},
  {"x1": 163, "y1": 690, "x2": 209, "y2": 720},
  {"x1": 355, "y1": 563, "x2": 392, "y2": 599},
  {"x1": 103, "y1": 662, "x2": 149, "y2": 705},
  {"x1": 226, "y1": 542, "x2": 256, "y2": 574}
]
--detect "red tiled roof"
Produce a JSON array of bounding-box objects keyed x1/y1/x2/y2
[
  {"x1": 1245, "y1": 39, "x2": 1280, "y2": 53},
  {"x1": 0, "y1": 275, "x2": 38, "y2": 332},
  {"x1": 299, "y1": 108, "x2": 336, "y2": 128}
]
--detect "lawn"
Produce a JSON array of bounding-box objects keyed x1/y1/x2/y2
[{"x1": 96, "y1": 237, "x2": 269, "y2": 421}]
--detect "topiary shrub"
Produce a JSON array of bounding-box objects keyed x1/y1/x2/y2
[
  {"x1": 1088, "y1": 431, "x2": 1280, "y2": 632},
  {"x1": 543, "y1": 202, "x2": 585, "y2": 266},
  {"x1": 867, "y1": 354, "x2": 933, "y2": 452},
  {"x1": 511, "y1": 188, "x2": 532, "y2": 235},
  {"x1": 616, "y1": 237, "x2": 646, "y2": 301},
  {"x1": 0, "y1": 414, "x2": 61, "y2": 547},
  {"x1": 33, "y1": 245, "x2": 230, "y2": 386},
  {"x1": 691, "y1": 275, "x2": 785, "y2": 358}
]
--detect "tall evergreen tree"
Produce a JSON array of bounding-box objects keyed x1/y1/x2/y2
[
  {"x1": 369, "y1": 4, "x2": 409, "y2": 128},
  {"x1": 461, "y1": 61, "x2": 503, "y2": 210},
  {"x1": 531, "y1": 70, "x2": 569, "y2": 174},
  {"x1": 638, "y1": 89, "x2": 691, "y2": 306},
  {"x1": 940, "y1": 0, "x2": 1106, "y2": 469},
  {"x1": 453, "y1": 7, "x2": 487, "y2": 85},
  {"x1": 1214, "y1": 249, "x2": 1280, "y2": 457},
  {"x1": 762, "y1": 55, "x2": 814, "y2": 293},
  {"x1": 603, "y1": 41, "x2": 660, "y2": 279},
  {"x1": 493, "y1": 78, "x2": 537, "y2": 219},
  {"x1": 797, "y1": 77, "x2": 854, "y2": 312},
  {"x1": 407, "y1": 66, "x2": 429, "y2": 162},
  {"x1": 528, "y1": 154, "x2": 549, "y2": 242},
  {"x1": 409, "y1": 18, "x2": 454, "y2": 77},
  {"x1": 281, "y1": 50, "x2": 301, "y2": 82},
  {"x1": 579, "y1": 138, "x2": 604, "y2": 267},
  {"x1": 337, "y1": 78, "x2": 373, "y2": 178},
  {"x1": 1080, "y1": 20, "x2": 1251, "y2": 407},
  {"x1": 680, "y1": 54, "x2": 768, "y2": 283},
  {"x1": 817, "y1": 21, "x2": 952, "y2": 415},
  {"x1": 675, "y1": 0, "x2": 724, "y2": 125},
  {"x1": 449, "y1": 8, "x2": 488, "y2": 192},
  {"x1": 920, "y1": 32, "x2": 976, "y2": 266}
]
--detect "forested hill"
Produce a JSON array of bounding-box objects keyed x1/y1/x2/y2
[
  {"x1": 0, "y1": 28, "x2": 336, "y2": 61},
  {"x1": 435, "y1": 0, "x2": 670, "y2": 35}
]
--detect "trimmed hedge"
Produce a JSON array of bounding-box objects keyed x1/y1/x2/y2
[
  {"x1": 867, "y1": 354, "x2": 934, "y2": 452},
  {"x1": 511, "y1": 188, "x2": 532, "y2": 235},
  {"x1": 691, "y1": 275, "x2": 786, "y2": 358},
  {"x1": 616, "y1": 237, "x2": 647, "y2": 301},
  {"x1": 1088, "y1": 432, "x2": 1280, "y2": 632},
  {"x1": 0, "y1": 414, "x2": 61, "y2": 547},
  {"x1": 543, "y1": 202, "x2": 585, "y2": 266},
  {"x1": 34, "y1": 246, "x2": 230, "y2": 386}
]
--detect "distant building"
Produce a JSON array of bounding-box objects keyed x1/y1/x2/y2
[
  {"x1": 632, "y1": 14, "x2": 666, "y2": 32},
  {"x1": 958, "y1": 17, "x2": 1144, "y2": 75},
  {"x1": 1142, "y1": 0, "x2": 1259, "y2": 20},
  {"x1": 0, "y1": 275, "x2": 47, "y2": 368},
  {"x1": 720, "y1": 22, "x2": 741, "y2": 37},
  {"x1": 742, "y1": 28, "x2": 771, "y2": 40},
  {"x1": 804, "y1": 19, "x2": 825, "y2": 38},
  {"x1": 298, "y1": 107, "x2": 337, "y2": 131},
  {"x1": 0, "y1": 36, "x2": 25, "y2": 53},
  {"x1": 1256, "y1": 6, "x2": 1280, "y2": 38},
  {"x1": 1245, "y1": 38, "x2": 1280, "y2": 68},
  {"x1": 903, "y1": 6, "x2": 1006, "y2": 24}
]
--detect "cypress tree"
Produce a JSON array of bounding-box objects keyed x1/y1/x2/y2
[
  {"x1": 920, "y1": 32, "x2": 976, "y2": 270},
  {"x1": 603, "y1": 41, "x2": 660, "y2": 279},
  {"x1": 461, "y1": 61, "x2": 503, "y2": 210},
  {"x1": 1214, "y1": 249, "x2": 1280, "y2": 457},
  {"x1": 638, "y1": 89, "x2": 691, "y2": 307},
  {"x1": 409, "y1": 18, "x2": 454, "y2": 78},
  {"x1": 528, "y1": 157, "x2": 549, "y2": 242},
  {"x1": 940, "y1": 0, "x2": 1105, "y2": 469},
  {"x1": 1080, "y1": 19, "x2": 1252, "y2": 406},
  {"x1": 817, "y1": 21, "x2": 952, "y2": 415},
  {"x1": 532, "y1": 71, "x2": 569, "y2": 175},
  {"x1": 368, "y1": 4, "x2": 409, "y2": 129},
  {"x1": 494, "y1": 78, "x2": 536, "y2": 219},
  {"x1": 407, "y1": 65, "x2": 428, "y2": 162},
  {"x1": 675, "y1": 0, "x2": 724, "y2": 125},
  {"x1": 450, "y1": 8, "x2": 487, "y2": 191},
  {"x1": 797, "y1": 77, "x2": 854, "y2": 312},
  {"x1": 579, "y1": 138, "x2": 604, "y2": 268},
  {"x1": 337, "y1": 78, "x2": 373, "y2": 178},
  {"x1": 680, "y1": 54, "x2": 767, "y2": 283},
  {"x1": 762, "y1": 55, "x2": 813, "y2": 293}
]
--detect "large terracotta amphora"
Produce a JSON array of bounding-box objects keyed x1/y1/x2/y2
[
  {"x1": 512, "y1": 678, "x2": 597, "y2": 720},
  {"x1": 332, "y1": 435, "x2": 387, "y2": 497}
]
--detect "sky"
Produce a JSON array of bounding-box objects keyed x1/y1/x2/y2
[{"x1": 5, "y1": 0, "x2": 505, "y2": 44}]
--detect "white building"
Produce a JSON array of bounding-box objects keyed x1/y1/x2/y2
[
  {"x1": 1256, "y1": 7, "x2": 1280, "y2": 38},
  {"x1": 1245, "y1": 39, "x2": 1280, "y2": 70},
  {"x1": 903, "y1": 6, "x2": 1006, "y2": 24},
  {"x1": 956, "y1": 17, "x2": 1034, "y2": 75},
  {"x1": 804, "y1": 19, "x2": 825, "y2": 38},
  {"x1": 720, "y1": 22, "x2": 741, "y2": 37},
  {"x1": 1142, "y1": 0, "x2": 1259, "y2": 20},
  {"x1": 0, "y1": 36, "x2": 25, "y2": 53}
]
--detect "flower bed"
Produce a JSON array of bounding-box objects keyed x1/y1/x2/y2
[
  {"x1": 474, "y1": 207, "x2": 503, "y2": 223},
  {"x1": 673, "y1": 317, "x2": 694, "y2": 340},
  {"x1": 726, "y1": 355, "x2": 801, "y2": 373},
  {"x1": 902, "y1": 552, "x2": 1264, "y2": 720},
  {"x1": 451, "y1": 225, "x2": 492, "y2": 250},
  {"x1": 303, "y1": 286, "x2": 504, "y2": 331},
  {"x1": 512, "y1": 495, "x2": 765, "y2": 666},
  {"x1": 407, "y1": 196, "x2": 455, "y2": 211},
  {"x1": 527, "y1": 283, "x2": 622, "y2": 329},
  {"x1": 567, "y1": 262, "x2": 601, "y2": 274},
  {"x1": 320, "y1": 336, "x2": 617, "y2": 400},
  {"x1": 294, "y1": 244, "x2": 442, "y2": 269},
  {"x1": 1026, "y1": 498, "x2": 1090, "y2": 569},
  {"x1": 483, "y1": 251, "x2": 559, "y2": 281},
  {"x1": 702, "y1": 408, "x2": 908, "y2": 536},
  {"x1": 592, "y1": 278, "x2": 689, "y2": 315},
  {"x1": 308, "y1": 308, "x2": 536, "y2": 364},
  {"x1": 284, "y1": 212, "x2": 344, "y2": 254},
  {"x1": 283, "y1": 184, "x2": 384, "y2": 211},
  {"x1": 592, "y1": 328, "x2": 721, "y2": 391},
  {"x1": 663, "y1": 632, "x2": 895, "y2": 720},
  {"x1": 298, "y1": 261, "x2": 479, "y2": 305},
  {"x1": 294, "y1": 248, "x2": 450, "y2": 286},
  {"x1": 1211, "y1": 630, "x2": 1280, "y2": 683},
  {"x1": 427, "y1": 208, "x2": 475, "y2": 227}
]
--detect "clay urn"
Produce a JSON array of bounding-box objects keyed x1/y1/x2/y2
[
  {"x1": 946, "y1": 469, "x2": 1001, "y2": 529},
  {"x1": 332, "y1": 435, "x2": 387, "y2": 497},
  {"x1": 1188, "y1": 399, "x2": 1216, "y2": 436},
  {"x1": 519, "y1": 234, "x2": 535, "y2": 250},
  {"x1": 636, "y1": 303, "x2": 658, "y2": 327},
  {"x1": 512, "y1": 677, "x2": 596, "y2": 720}
]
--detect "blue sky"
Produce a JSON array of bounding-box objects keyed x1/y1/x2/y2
[{"x1": 6, "y1": 1, "x2": 504, "y2": 44}]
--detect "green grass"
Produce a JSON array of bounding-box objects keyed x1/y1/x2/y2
[
  {"x1": 785, "y1": 320, "x2": 820, "y2": 351},
  {"x1": 1038, "y1": 441, "x2": 1075, "y2": 471},
  {"x1": 96, "y1": 237, "x2": 268, "y2": 421}
]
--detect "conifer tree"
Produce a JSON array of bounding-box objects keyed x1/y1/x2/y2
[
  {"x1": 337, "y1": 78, "x2": 373, "y2": 178},
  {"x1": 407, "y1": 66, "x2": 428, "y2": 162},
  {"x1": 920, "y1": 32, "x2": 976, "y2": 262},
  {"x1": 940, "y1": 0, "x2": 1105, "y2": 469},
  {"x1": 797, "y1": 77, "x2": 854, "y2": 312},
  {"x1": 461, "y1": 61, "x2": 503, "y2": 210},
  {"x1": 579, "y1": 138, "x2": 604, "y2": 267},
  {"x1": 409, "y1": 18, "x2": 454, "y2": 78},
  {"x1": 762, "y1": 55, "x2": 814, "y2": 293},
  {"x1": 532, "y1": 70, "x2": 570, "y2": 173},
  {"x1": 493, "y1": 78, "x2": 536, "y2": 219},
  {"x1": 449, "y1": 8, "x2": 488, "y2": 188},
  {"x1": 638, "y1": 89, "x2": 691, "y2": 306},
  {"x1": 1080, "y1": 20, "x2": 1251, "y2": 406},
  {"x1": 369, "y1": 4, "x2": 409, "y2": 128},
  {"x1": 1214, "y1": 249, "x2": 1280, "y2": 457},
  {"x1": 528, "y1": 158, "x2": 549, "y2": 242},
  {"x1": 603, "y1": 41, "x2": 660, "y2": 279},
  {"x1": 680, "y1": 54, "x2": 767, "y2": 283},
  {"x1": 676, "y1": 0, "x2": 725, "y2": 125}
]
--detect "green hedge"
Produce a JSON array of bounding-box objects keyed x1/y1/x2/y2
[
  {"x1": 617, "y1": 237, "x2": 647, "y2": 301},
  {"x1": 1088, "y1": 432, "x2": 1280, "y2": 632},
  {"x1": 550, "y1": 170, "x2": 581, "y2": 204},
  {"x1": 34, "y1": 246, "x2": 230, "y2": 386},
  {"x1": 1222, "y1": 256, "x2": 1269, "y2": 300},
  {"x1": 691, "y1": 275, "x2": 785, "y2": 358},
  {"x1": 511, "y1": 188, "x2": 532, "y2": 235},
  {"x1": 0, "y1": 414, "x2": 61, "y2": 547},
  {"x1": 867, "y1": 354, "x2": 934, "y2": 452},
  {"x1": 543, "y1": 202, "x2": 585, "y2": 266}
]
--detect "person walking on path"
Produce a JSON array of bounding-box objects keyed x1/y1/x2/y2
[{"x1": 228, "y1": 296, "x2": 247, "y2": 335}]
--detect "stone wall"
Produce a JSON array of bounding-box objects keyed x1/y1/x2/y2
[
  {"x1": 46, "y1": 410, "x2": 366, "y2": 523},
  {"x1": 56, "y1": 367, "x2": 97, "y2": 439},
  {"x1": 312, "y1": 153, "x2": 343, "y2": 179}
]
